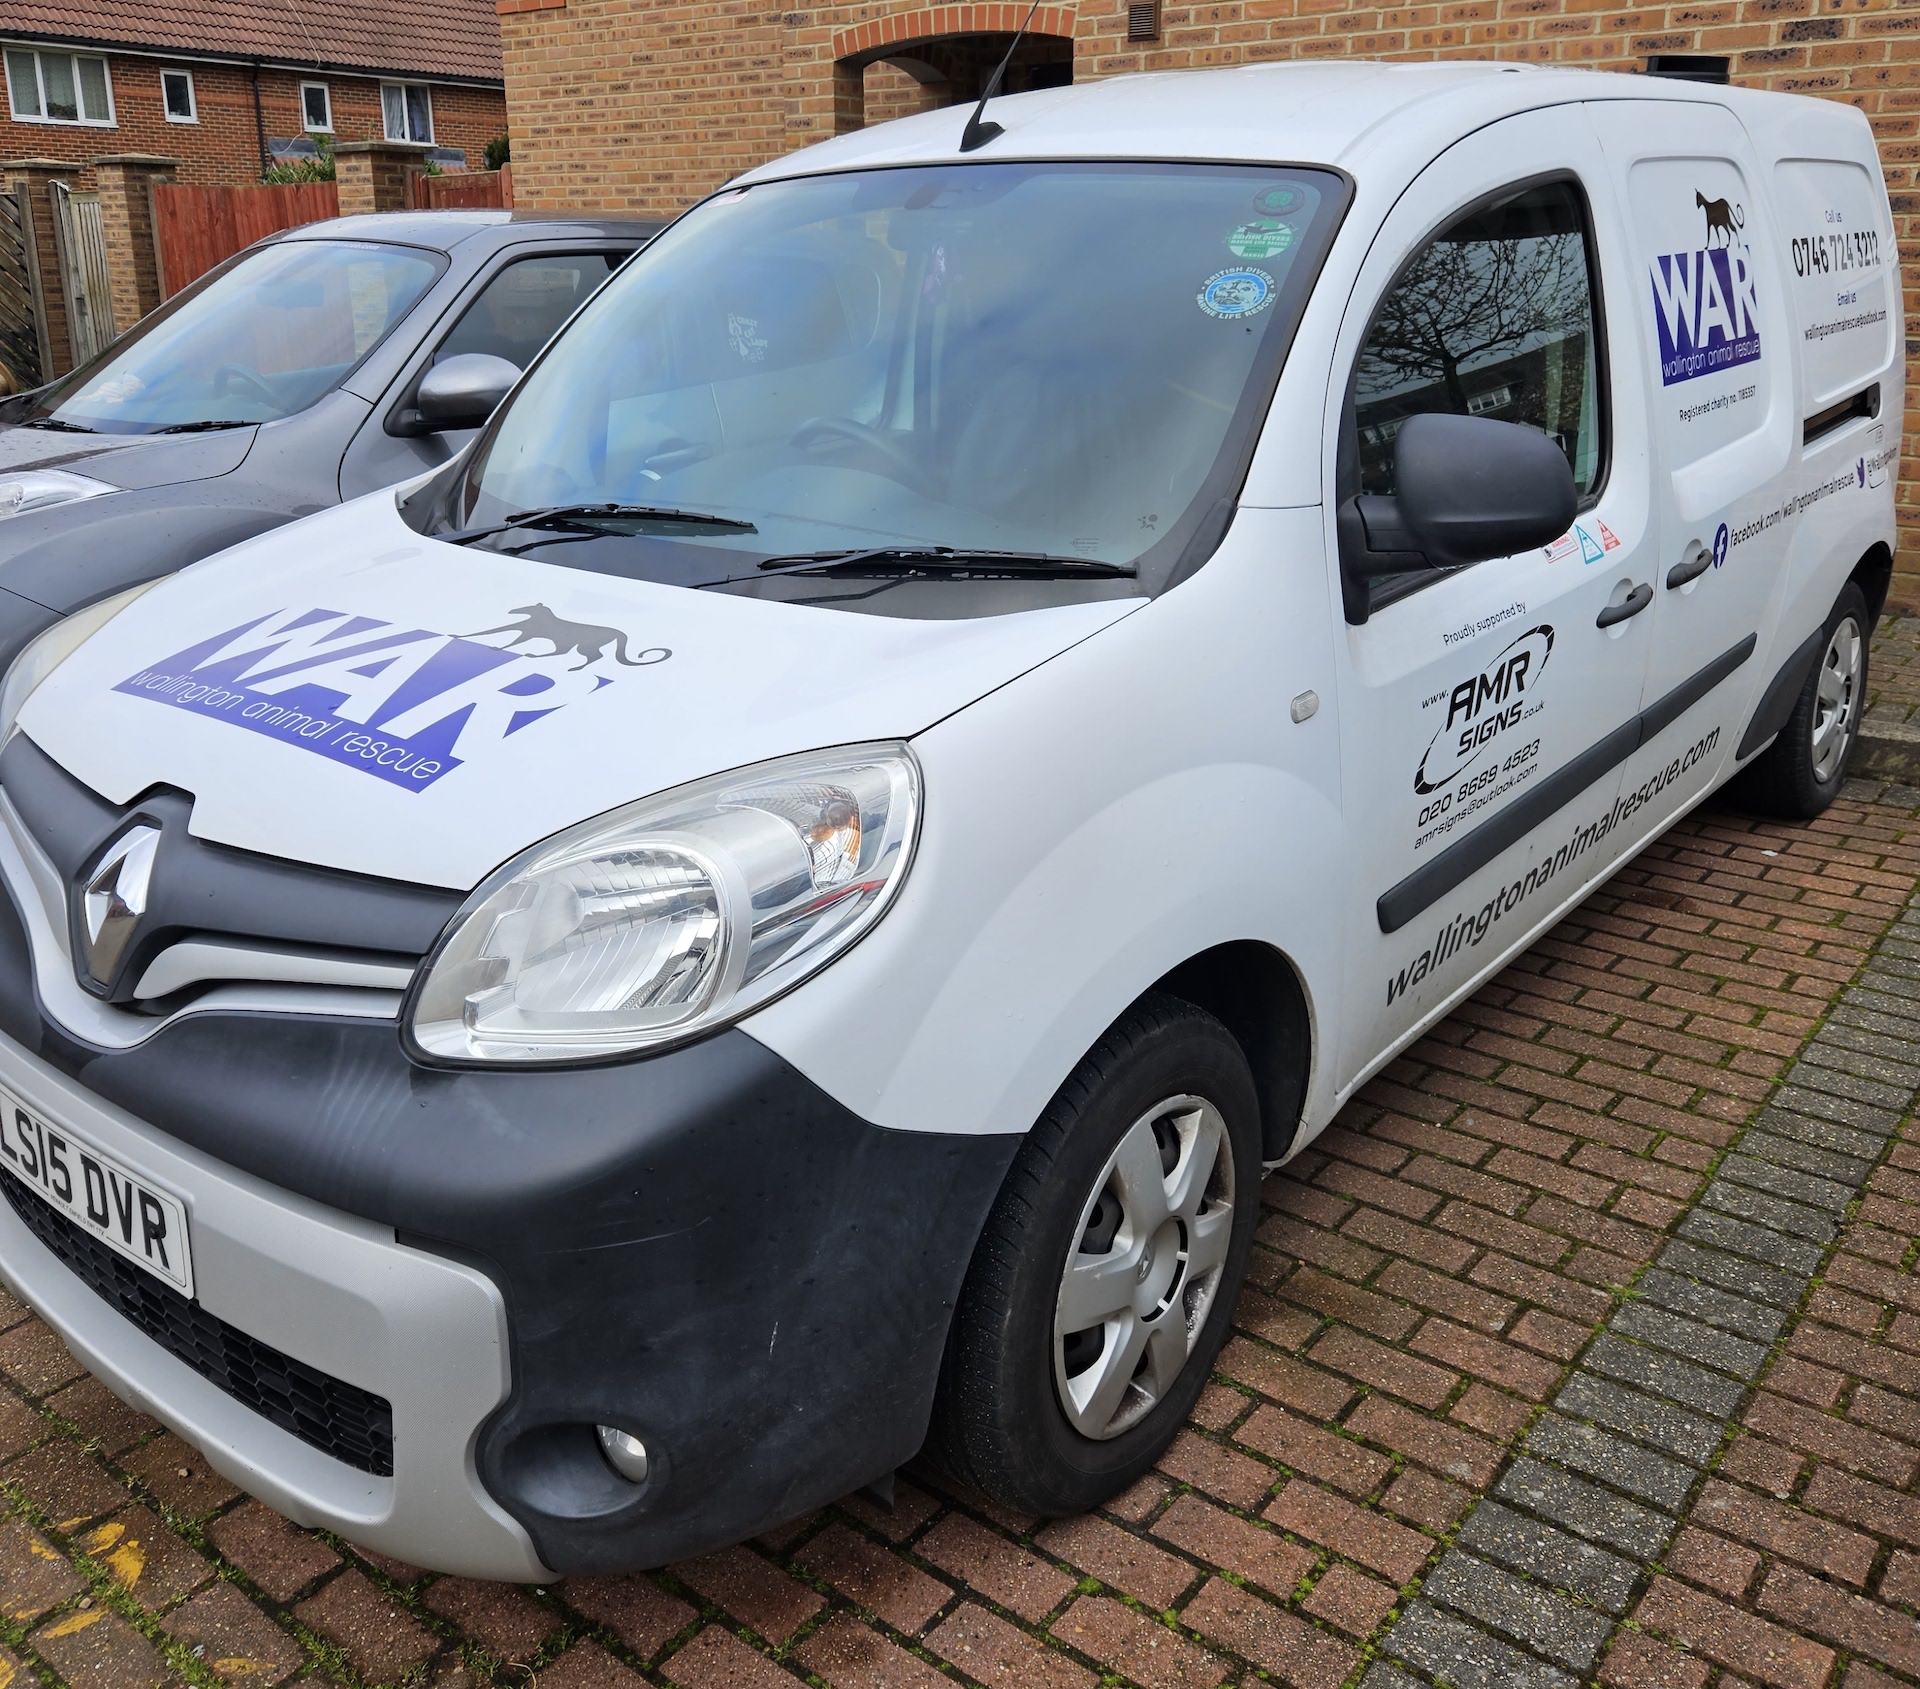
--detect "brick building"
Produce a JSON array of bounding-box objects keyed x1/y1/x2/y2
[
  {"x1": 2, "y1": 0, "x2": 509, "y2": 190},
  {"x1": 493, "y1": 0, "x2": 1920, "y2": 595}
]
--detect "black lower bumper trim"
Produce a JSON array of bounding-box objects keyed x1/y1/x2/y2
[{"x1": 2, "y1": 1173, "x2": 394, "y2": 1475}]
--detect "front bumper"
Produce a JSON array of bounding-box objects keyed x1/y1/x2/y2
[
  {"x1": 0, "y1": 1026, "x2": 546, "y2": 1579},
  {"x1": 0, "y1": 853, "x2": 1018, "y2": 1572}
]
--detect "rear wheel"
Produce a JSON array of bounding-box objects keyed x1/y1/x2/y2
[
  {"x1": 1734, "y1": 581, "x2": 1869, "y2": 819},
  {"x1": 927, "y1": 994, "x2": 1260, "y2": 1516}
]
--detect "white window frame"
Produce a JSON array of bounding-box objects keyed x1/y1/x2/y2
[
  {"x1": 380, "y1": 80, "x2": 433, "y2": 143},
  {"x1": 160, "y1": 67, "x2": 196, "y2": 123},
  {"x1": 3, "y1": 45, "x2": 117, "y2": 127},
  {"x1": 300, "y1": 80, "x2": 332, "y2": 133}
]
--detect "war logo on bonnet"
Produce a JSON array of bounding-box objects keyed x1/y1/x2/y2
[{"x1": 113, "y1": 604, "x2": 671, "y2": 792}]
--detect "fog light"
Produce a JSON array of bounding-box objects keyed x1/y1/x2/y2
[{"x1": 596, "y1": 1425, "x2": 649, "y2": 1483}]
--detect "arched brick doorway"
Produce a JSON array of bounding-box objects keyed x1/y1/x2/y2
[{"x1": 832, "y1": 5, "x2": 1075, "y2": 134}]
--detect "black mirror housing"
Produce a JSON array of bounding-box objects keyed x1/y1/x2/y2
[
  {"x1": 1339, "y1": 412, "x2": 1578, "y2": 583},
  {"x1": 411, "y1": 353, "x2": 522, "y2": 434}
]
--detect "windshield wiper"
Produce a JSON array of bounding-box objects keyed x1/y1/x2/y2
[
  {"x1": 152, "y1": 419, "x2": 255, "y2": 434},
  {"x1": 440, "y1": 502, "x2": 758, "y2": 546},
  {"x1": 748, "y1": 546, "x2": 1135, "y2": 580},
  {"x1": 19, "y1": 417, "x2": 94, "y2": 433}
]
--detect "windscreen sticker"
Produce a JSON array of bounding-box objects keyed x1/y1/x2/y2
[
  {"x1": 112, "y1": 604, "x2": 669, "y2": 792},
  {"x1": 1197, "y1": 268, "x2": 1275, "y2": 320},
  {"x1": 1252, "y1": 185, "x2": 1303, "y2": 216},
  {"x1": 1226, "y1": 220, "x2": 1294, "y2": 260},
  {"x1": 1649, "y1": 192, "x2": 1763, "y2": 386}
]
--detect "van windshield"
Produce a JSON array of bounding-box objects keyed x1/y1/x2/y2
[
  {"x1": 457, "y1": 161, "x2": 1341, "y2": 588},
  {"x1": 26, "y1": 240, "x2": 441, "y2": 435}
]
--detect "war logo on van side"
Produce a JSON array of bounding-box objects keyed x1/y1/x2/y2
[
  {"x1": 1648, "y1": 193, "x2": 1763, "y2": 387},
  {"x1": 112, "y1": 605, "x2": 670, "y2": 792}
]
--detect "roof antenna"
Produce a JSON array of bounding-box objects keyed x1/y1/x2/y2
[{"x1": 959, "y1": 0, "x2": 1049, "y2": 152}]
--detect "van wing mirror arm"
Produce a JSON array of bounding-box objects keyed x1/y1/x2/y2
[{"x1": 1337, "y1": 494, "x2": 1434, "y2": 579}]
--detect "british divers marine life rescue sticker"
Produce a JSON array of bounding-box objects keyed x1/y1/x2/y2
[
  {"x1": 1197, "y1": 268, "x2": 1275, "y2": 319},
  {"x1": 1226, "y1": 221, "x2": 1295, "y2": 260},
  {"x1": 113, "y1": 603, "x2": 668, "y2": 792}
]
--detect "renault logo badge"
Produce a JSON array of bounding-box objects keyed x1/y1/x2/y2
[{"x1": 80, "y1": 825, "x2": 159, "y2": 987}]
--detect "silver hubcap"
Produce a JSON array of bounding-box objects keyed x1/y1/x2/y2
[
  {"x1": 1052, "y1": 1095, "x2": 1235, "y2": 1441},
  {"x1": 1812, "y1": 616, "x2": 1862, "y2": 783}
]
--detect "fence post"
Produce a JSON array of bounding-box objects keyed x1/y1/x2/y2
[
  {"x1": 332, "y1": 141, "x2": 436, "y2": 216},
  {"x1": 90, "y1": 154, "x2": 177, "y2": 334},
  {"x1": 0, "y1": 159, "x2": 81, "y2": 378}
]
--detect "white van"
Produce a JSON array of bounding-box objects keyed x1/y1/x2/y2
[{"x1": 0, "y1": 62, "x2": 1896, "y2": 1579}]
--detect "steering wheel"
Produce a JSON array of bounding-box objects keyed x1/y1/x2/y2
[
  {"x1": 790, "y1": 416, "x2": 927, "y2": 492},
  {"x1": 212, "y1": 364, "x2": 278, "y2": 407}
]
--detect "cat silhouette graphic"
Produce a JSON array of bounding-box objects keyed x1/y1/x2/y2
[{"x1": 464, "y1": 604, "x2": 670, "y2": 671}]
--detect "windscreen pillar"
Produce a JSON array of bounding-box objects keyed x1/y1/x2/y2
[
  {"x1": 91, "y1": 155, "x2": 177, "y2": 333},
  {"x1": 0, "y1": 159, "x2": 81, "y2": 378},
  {"x1": 333, "y1": 141, "x2": 436, "y2": 217}
]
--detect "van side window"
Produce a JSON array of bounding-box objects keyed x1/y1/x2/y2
[{"x1": 1354, "y1": 181, "x2": 1604, "y2": 501}]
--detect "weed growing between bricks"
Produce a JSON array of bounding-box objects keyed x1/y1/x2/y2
[{"x1": 5, "y1": 639, "x2": 1920, "y2": 1686}]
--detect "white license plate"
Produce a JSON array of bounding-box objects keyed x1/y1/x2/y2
[{"x1": 0, "y1": 1088, "x2": 193, "y2": 1298}]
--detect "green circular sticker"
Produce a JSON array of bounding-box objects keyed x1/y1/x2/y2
[
  {"x1": 1252, "y1": 185, "x2": 1303, "y2": 216},
  {"x1": 1227, "y1": 219, "x2": 1295, "y2": 260}
]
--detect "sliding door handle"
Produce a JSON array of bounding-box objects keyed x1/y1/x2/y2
[
  {"x1": 1596, "y1": 583, "x2": 1653, "y2": 628},
  {"x1": 1667, "y1": 541, "x2": 1713, "y2": 589}
]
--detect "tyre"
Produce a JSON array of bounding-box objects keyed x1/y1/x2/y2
[
  {"x1": 1733, "y1": 581, "x2": 1869, "y2": 820},
  {"x1": 927, "y1": 993, "x2": 1261, "y2": 1516}
]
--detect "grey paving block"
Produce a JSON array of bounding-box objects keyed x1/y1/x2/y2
[
  {"x1": 1455, "y1": 1501, "x2": 1640, "y2": 1613},
  {"x1": 1780, "y1": 1059, "x2": 1913, "y2": 1112},
  {"x1": 1385, "y1": 1600, "x2": 1581, "y2": 1689},
  {"x1": 1717, "y1": 1155, "x2": 1857, "y2": 1215},
  {"x1": 1809, "y1": 1019, "x2": 1920, "y2": 1075},
  {"x1": 1752, "y1": 1109, "x2": 1888, "y2": 1164},
  {"x1": 1555, "y1": 1370, "x2": 1723, "y2": 1465},
  {"x1": 1607, "y1": 1301, "x2": 1769, "y2": 1382},
  {"x1": 1424, "y1": 1550, "x2": 1613, "y2": 1671},
  {"x1": 1700, "y1": 1179, "x2": 1838, "y2": 1244},
  {"x1": 1794, "y1": 1038, "x2": 1920, "y2": 1093},
  {"x1": 1766, "y1": 1083, "x2": 1900, "y2": 1136},
  {"x1": 1676, "y1": 1209, "x2": 1826, "y2": 1276},
  {"x1": 1655, "y1": 1241, "x2": 1807, "y2": 1312},
  {"x1": 1583, "y1": 1334, "x2": 1746, "y2": 1419},
  {"x1": 1737, "y1": 1132, "x2": 1873, "y2": 1191},
  {"x1": 1634, "y1": 1266, "x2": 1787, "y2": 1344},
  {"x1": 1862, "y1": 953, "x2": 1920, "y2": 986},
  {"x1": 1843, "y1": 976, "x2": 1920, "y2": 1011},
  {"x1": 1831, "y1": 1001, "x2": 1920, "y2": 1043},
  {"x1": 1361, "y1": 1666, "x2": 1428, "y2": 1689},
  {"x1": 1494, "y1": 1458, "x2": 1673, "y2": 1560},
  {"x1": 1523, "y1": 1413, "x2": 1696, "y2": 1511}
]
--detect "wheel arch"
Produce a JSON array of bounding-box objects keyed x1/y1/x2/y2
[
  {"x1": 1149, "y1": 940, "x2": 1311, "y2": 1163},
  {"x1": 1851, "y1": 540, "x2": 1894, "y2": 626}
]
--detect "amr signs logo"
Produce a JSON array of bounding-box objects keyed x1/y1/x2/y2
[
  {"x1": 1416, "y1": 624, "x2": 1553, "y2": 810},
  {"x1": 115, "y1": 604, "x2": 669, "y2": 792},
  {"x1": 1649, "y1": 190, "x2": 1763, "y2": 387}
]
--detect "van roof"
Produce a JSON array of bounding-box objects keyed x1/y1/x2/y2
[{"x1": 738, "y1": 59, "x2": 1840, "y2": 187}]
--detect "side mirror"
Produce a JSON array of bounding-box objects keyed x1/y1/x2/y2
[
  {"x1": 410, "y1": 353, "x2": 521, "y2": 434},
  {"x1": 1340, "y1": 413, "x2": 1577, "y2": 579}
]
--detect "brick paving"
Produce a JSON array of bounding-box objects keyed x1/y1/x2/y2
[{"x1": 6, "y1": 663, "x2": 1920, "y2": 1686}]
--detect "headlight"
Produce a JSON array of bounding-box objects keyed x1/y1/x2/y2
[
  {"x1": 0, "y1": 579, "x2": 164, "y2": 744},
  {"x1": 0, "y1": 469, "x2": 116, "y2": 521},
  {"x1": 407, "y1": 743, "x2": 919, "y2": 1064}
]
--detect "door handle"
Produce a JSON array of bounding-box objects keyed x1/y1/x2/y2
[
  {"x1": 1596, "y1": 583, "x2": 1653, "y2": 628},
  {"x1": 1666, "y1": 541, "x2": 1713, "y2": 590}
]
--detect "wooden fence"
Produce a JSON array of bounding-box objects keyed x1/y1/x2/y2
[
  {"x1": 151, "y1": 182, "x2": 340, "y2": 298},
  {"x1": 406, "y1": 166, "x2": 513, "y2": 212}
]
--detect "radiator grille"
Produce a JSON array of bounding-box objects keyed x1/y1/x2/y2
[{"x1": 2, "y1": 1175, "x2": 394, "y2": 1476}]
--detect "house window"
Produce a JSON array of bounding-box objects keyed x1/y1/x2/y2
[
  {"x1": 301, "y1": 81, "x2": 331, "y2": 132},
  {"x1": 4, "y1": 47, "x2": 115, "y2": 125},
  {"x1": 381, "y1": 82, "x2": 432, "y2": 143},
  {"x1": 161, "y1": 69, "x2": 195, "y2": 122}
]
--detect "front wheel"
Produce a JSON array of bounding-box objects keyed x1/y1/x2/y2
[
  {"x1": 927, "y1": 994, "x2": 1261, "y2": 1516},
  {"x1": 1733, "y1": 581, "x2": 1869, "y2": 819}
]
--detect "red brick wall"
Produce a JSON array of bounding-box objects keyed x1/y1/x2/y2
[
  {"x1": 0, "y1": 56, "x2": 506, "y2": 189},
  {"x1": 497, "y1": 0, "x2": 1920, "y2": 605}
]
